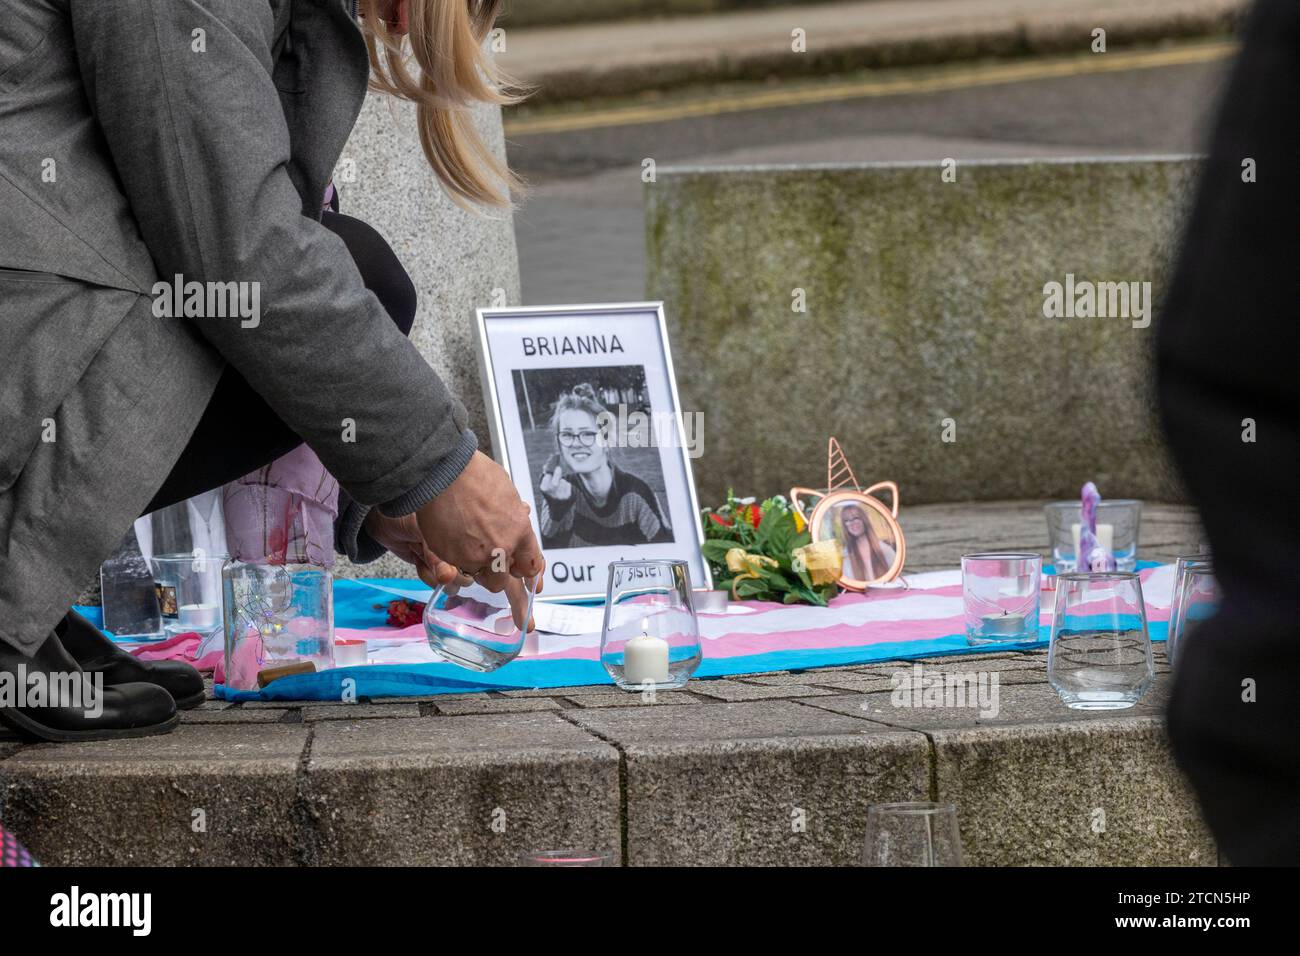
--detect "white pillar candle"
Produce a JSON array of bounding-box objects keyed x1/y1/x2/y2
[
  {"x1": 1071, "y1": 523, "x2": 1114, "y2": 559},
  {"x1": 623, "y1": 632, "x2": 670, "y2": 684}
]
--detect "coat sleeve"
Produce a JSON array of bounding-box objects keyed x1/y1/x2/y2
[{"x1": 68, "y1": 0, "x2": 475, "y2": 512}]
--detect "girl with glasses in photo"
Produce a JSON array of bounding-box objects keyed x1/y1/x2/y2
[{"x1": 538, "y1": 384, "x2": 673, "y2": 549}]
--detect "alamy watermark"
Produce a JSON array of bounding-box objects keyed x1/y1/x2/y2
[
  {"x1": 50, "y1": 886, "x2": 151, "y2": 936},
  {"x1": 0, "y1": 665, "x2": 103, "y2": 718},
  {"x1": 152, "y1": 274, "x2": 261, "y2": 328},
  {"x1": 595, "y1": 403, "x2": 704, "y2": 459},
  {"x1": 1042, "y1": 273, "x2": 1152, "y2": 329},
  {"x1": 886, "y1": 663, "x2": 1000, "y2": 718}
]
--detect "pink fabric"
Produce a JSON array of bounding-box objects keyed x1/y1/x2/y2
[
  {"x1": 130, "y1": 631, "x2": 224, "y2": 674},
  {"x1": 222, "y1": 445, "x2": 339, "y2": 567}
]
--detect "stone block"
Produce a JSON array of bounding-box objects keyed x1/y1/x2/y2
[
  {"x1": 931, "y1": 718, "x2": 1214, "y2": 865},
  {"x1": 0, "y1": 725, "x2": 309, "y2": 865},
  {"x1": 646, "y1": 158, "x2": 1198, "y2": 504},
  {"x1": 569, "y1": 701, "x2": 930, "y2": 865},
  {"x1": 302, "y1": 714, "x2": 619, "y2": 865}
]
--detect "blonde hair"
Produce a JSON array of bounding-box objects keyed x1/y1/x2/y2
[{"x1": 356, "y1": 0, "x2": 528, "y2": 209}]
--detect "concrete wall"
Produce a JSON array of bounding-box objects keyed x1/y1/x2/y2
[{"x1": 645, "y1": 157, "x2": 1198, "y2": 507}]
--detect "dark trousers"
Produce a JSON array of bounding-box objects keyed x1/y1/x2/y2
[
  {"x1": 1157, "y1": 0, "x2": 1300, "y2": 865},
  {"x1": 143, "y1": 211, "x2": 416, "y2": 515}
]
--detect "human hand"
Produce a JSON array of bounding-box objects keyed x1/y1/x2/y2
[
  {"x1": 540, "y1": 465, "x2": 573, "y2": 501},
  {"x1": 363, "y1": 511, "x2": 470, "y2": 590},
  {"x1": 414, "y1": 452, "x2": 545, "y2": 624}
]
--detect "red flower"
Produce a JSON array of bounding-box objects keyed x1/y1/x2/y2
[
  {"x1": 708, "y1": 513, "x2": 734, "y2": 528},
  {"x1": 740, "y1": 503, "x2": 762, "y2": 527},
  {"x1": 386, "y1": 598, "x2": 426, "y2": 628}
]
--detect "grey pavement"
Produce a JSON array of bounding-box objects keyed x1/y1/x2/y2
[{"x1": 498, "y1": 0, "x2": 1244, "y2": 103}]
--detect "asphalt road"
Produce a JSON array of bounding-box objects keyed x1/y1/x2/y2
[{"x1": 504, "y1": 44, "x2": 1232, "y2": 305}]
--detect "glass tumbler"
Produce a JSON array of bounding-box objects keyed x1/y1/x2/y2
[
  {"x1": 424, "y1": 577, "x2": 538, "y2": 672},
  {"x1": 1048, "y1": 572, "x2": 1154, "y2": 710},
  {"x1": 1044, "y1": 500, "x2": 1142, "y2": 572},
  {"x1": 222, "y1": 561, "x2": 334, "y2": 691},
  {"x1": 151, "y1": 552, "x2": 228, "y2": 644},
  {"x1": 601, "y1": 560, "x2": 703, "y2": 690},
  {"x1": 862, "y1": 803, "x2": 964, "y2": 867},
  {"x1": 961, "y1": 552, "x2": 1041, "y2": 644},
  {"x1": 1168, "y1": 562, "x2": 1220, "y2": 665}
]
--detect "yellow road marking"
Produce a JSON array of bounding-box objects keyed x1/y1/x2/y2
[{"x1": 504, "y1": 41, "x2": 1236, "y2": 136}]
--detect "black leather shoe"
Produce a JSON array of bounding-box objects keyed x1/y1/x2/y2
[
  {"x1": 0, "y1": 632, "x2": 178, "y2": 742},
  {"x1": 54, "y1": 610, "x2": 207, "y2": 710}
]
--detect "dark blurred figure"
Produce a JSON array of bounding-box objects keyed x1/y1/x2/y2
[{"x1": 1158, "y1": 0, "x2": 1300, "y2": 865}]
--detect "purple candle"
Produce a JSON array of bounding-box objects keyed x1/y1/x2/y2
[{"x1": 1078, "y1": 482, "x2": 1116, "y2": 572}]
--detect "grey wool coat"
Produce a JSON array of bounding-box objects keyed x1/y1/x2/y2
[{"x1": 0, "y1": 0, "x2": 475, "y2": 655}]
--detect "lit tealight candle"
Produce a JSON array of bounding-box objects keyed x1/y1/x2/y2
[
  {"x1": 981, "y1": 611, "x2": 1027, "y2": 639},
  {"x1": 334, "y1": 639, "x2": 368, "y2": 668},
  {"x1": 178, "y1": 603, "x2": 219, "y2": 630},
  {"x1": 623, "y1": 618, "x2": 670, "y2": 684}
]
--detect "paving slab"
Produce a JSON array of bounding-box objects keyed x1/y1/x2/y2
[
  {"x1": 303, "y1": 714, "x2": 620, "y2": 865},
  {"x1": 242, "y1": 700, "x2": 307, "y2": 710},
  {"x1": 179, "y1": 707, "x2": 294, "y2": 724},
  {"x1": 569, "y1": 701, "x2": 930, "y2": 865},
  {"x1": 502, "y1": 684, "x2": 618, "y2": 697},
  {"x1": 0, "y1": 724, "x2": 309, "y2": 866},
  {"x1": 788, "y1": 673, "x2": 902, "y2": 694},
  {"x1": 190, "y1": 700, "x2": 234, "y2": 712},
  {"x1": 432, "y1": 697, "x2": 563, "y2": 716},
  {"x1": 564, "y1": 691, "x2": 701, "y2": 708},
  {"x1": 687, "y1": 678, "x2": 838, "y2": 701},
  {"x1": 729, "y1": 667, "x2": 887, "y2": 684},
  {"x1": 302, "y1": 704, "x2": 422, "y2": 722},
  {"x1": 367, "y1": 693, "x2": 507, "y2": 704},
  {"x1": 803, "y1": 677, "x2": 1169, "y2": 731}
]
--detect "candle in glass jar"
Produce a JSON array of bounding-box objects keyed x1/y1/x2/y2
[
  {"x1": 1071, "y1": 523, "x2": 1114, "y2": 559},
  {"x1": 623, "y1": 619, "x2": 670, "y2": 684},
  {"x1": 179, "y1": 602, "x2": 219, "y2": 630},
  {"x1": 981, "y1": 611, "x2": 1027, "y2": 638}
]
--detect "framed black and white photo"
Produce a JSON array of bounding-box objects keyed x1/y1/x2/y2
[{"x1": 475, "y1": 303, "x2": 711, "y2": 601}]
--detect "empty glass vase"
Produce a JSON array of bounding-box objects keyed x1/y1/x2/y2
[
  {"x1": 424, "y1": 577, "x2": 537, "y2": 672},
  {"x1": 1167, "y1": 558, "x2": 1219, "y2": 665},
  {"x1": 1048, "y1": 571, "x2": 1154, "y2": 710}
]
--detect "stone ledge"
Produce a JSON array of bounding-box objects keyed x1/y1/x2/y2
[
  {"x1": 2, "y1": 501, "x2": 1209, "y2": 865},
  {"x1": 0, "y1": 653, "x2": 1210, "y2": 866},
  {"x1": 0, "y1": 725, "x2": 310, "y2": 866}
]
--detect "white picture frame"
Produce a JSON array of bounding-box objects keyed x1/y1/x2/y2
[{"x1": 475, "y1": 302, "x2": 711, "y2": 602}]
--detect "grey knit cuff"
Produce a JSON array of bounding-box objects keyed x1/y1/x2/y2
[
  {"x1": 335, "y1": 492, "x2": 388, "y2": 564},
  {"x1": 378, "y1": 429, "x2": 478, "y2": 518}
]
